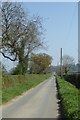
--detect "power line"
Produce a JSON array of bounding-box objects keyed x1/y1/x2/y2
[{"x1": 66, "y1": 3, "x2": 77, "y2": 42}]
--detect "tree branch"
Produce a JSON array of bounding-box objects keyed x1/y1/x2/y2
[{"x1": 0, "y1": 51, "x2": 17, "y2": 61}]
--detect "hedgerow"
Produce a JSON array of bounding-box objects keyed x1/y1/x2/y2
[{"x1": 56, "y1": 76, "x2": 79, "y2": 120}]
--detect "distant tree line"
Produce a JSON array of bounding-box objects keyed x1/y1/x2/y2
[{"x1": 52, "y1": 55, "x2": 79, "y2": 75}]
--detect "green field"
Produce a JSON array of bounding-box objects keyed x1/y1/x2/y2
[
  {"x1": 56, "y1": 76, "x2": 79, "y2": 119},
  {"x1": 2, "y1": 74, "x2": 51, "y2": 104}
]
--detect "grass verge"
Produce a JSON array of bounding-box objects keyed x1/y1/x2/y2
[
  {"x1": 2, "y1": 74, "x2": 51, "y2": 104},
  {"x1": 0, "y1": 90, "x2": 2, "y2": 104},
  {"x1": 56, "y1": 76, "x2": 79, "y2": 120}
]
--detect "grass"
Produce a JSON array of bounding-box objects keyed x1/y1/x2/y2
[
  {"x1": 2, "y1": 74, "x2": 51, "y2": 104},
  {"x1": 56, "y1": 76, "x2": 79, "y2": 120}
]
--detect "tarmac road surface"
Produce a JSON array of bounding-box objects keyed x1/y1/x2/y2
[{"x1": 2, "y1": 75, "x2": 59, "y2": 118}]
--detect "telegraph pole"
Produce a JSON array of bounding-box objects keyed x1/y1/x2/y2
[{"x1": 60, "y1": 48, "x2": 63, "y2": 78}]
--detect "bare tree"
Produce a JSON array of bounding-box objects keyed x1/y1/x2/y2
[
  {"x1": 1, "y1": 2, "x2": 25, "y2": 61},
  {"x1": 62, "y1": 55, "x2": 75, "y2": 74},
  {"x1": 1, "y1": 2, "x2": 44, "y2": 74}
]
